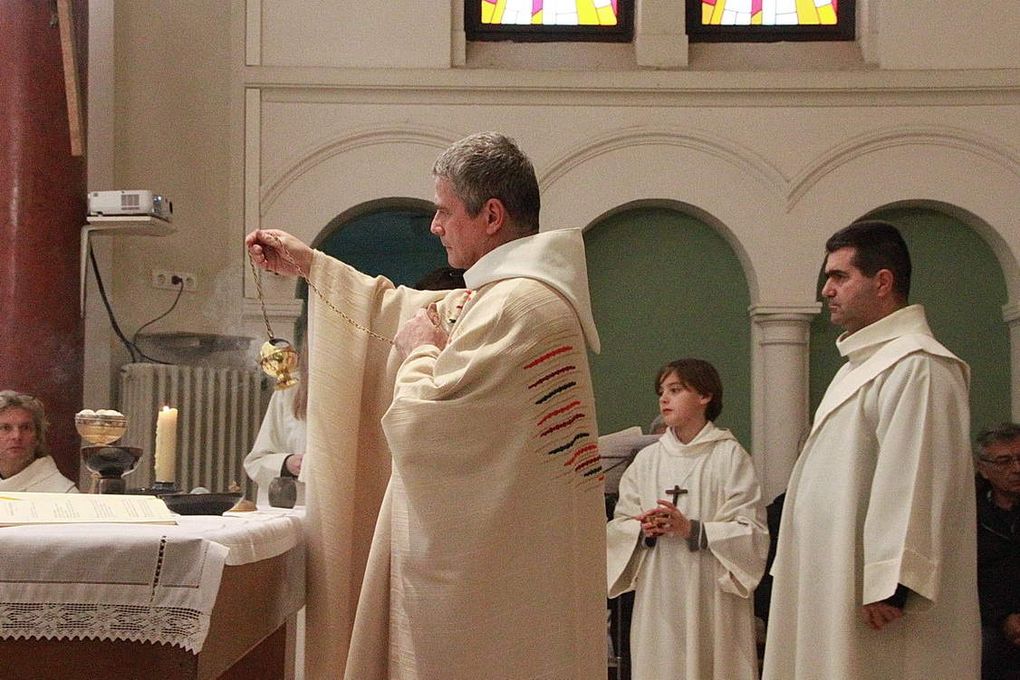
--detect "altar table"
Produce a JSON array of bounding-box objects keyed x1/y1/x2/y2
[{"x1": 0, "y1": 508, "x2": 305, "y2": 679}]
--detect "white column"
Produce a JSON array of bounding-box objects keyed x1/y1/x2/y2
[
  {"x1": 750, "y1": 304, "x2": 819, "y2": 503},
  {"x1": 1003, "y1": 301, "x2": 1020, "y2": 420}
]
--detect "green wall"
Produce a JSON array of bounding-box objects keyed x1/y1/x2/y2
[
  {"x1": 808, "y1": 207, "x2": 1011, "y2": 437},
  {"x1": 585, "y1": 207, "x2": 752, "y2": 444},
  {"x1": 318, "y1": 208, "x2": 447, "y2": 287}
]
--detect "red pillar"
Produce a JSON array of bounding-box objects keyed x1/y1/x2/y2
[{"x1": 0, "y1": 2, "x2": 89, "y2": 481}]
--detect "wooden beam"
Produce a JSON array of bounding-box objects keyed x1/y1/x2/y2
[{"x1": 56, "y1": 0, "x2": 85, "y2": 156}]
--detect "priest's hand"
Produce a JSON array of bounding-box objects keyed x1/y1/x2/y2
[
  {"x1": 395, "y1": 304, "x2": 448, "y2": 359},
  {"x1": 861, "y1": 602, "x2": 904, "y2": 630},
  {"x1": 245, "y1": 229, "x2": 313, "y2": 277},
  {"x1": 635, "y1": 500, "x2": 692, "y2": 539}
]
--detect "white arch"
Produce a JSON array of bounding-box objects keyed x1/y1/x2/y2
[
  {"x1": 542, "y1": 125, "x2": 789, "y2": 194},
  {"x1": 789, "y1": 124, "x2": 1020, "y2": 210},
  {"x1": 538, "y1": 127, "x2": 797, "y2": 304},
  {"x1": 311, "y1": 196, "x2": 435, "y2": 249},
  {"x1": 260, "y1": 124, "x2": 459, "y2": 215},
  {"x1": 583, "y1": 198, "x2": 760, "y2": 302}
]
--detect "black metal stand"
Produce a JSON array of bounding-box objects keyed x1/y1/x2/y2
[{"x1": 606, "y1": 492, "x2": 632, "y2": 680}]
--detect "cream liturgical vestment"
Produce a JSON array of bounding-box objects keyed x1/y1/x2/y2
[
  {"x1": 763, "y1": 305, "x2": 980, "y2": 680},
  {"x1": 0, "y1": 456, "x2": 77, "y2": 493},
  {"x1": 607, "y1": 423, "x2": 768, "y2": 680},
  {"x1": 302, "y1": 228, "x2": 606, "y2": 680}
]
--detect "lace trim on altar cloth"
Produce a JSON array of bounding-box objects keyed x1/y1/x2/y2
[{"x1": 0, "y1": 602, "x2": 210, "y2": 653}]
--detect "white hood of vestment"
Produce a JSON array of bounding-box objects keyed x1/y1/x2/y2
[{"x1": 463, "y1": 227, "x2": 601, "y2": 353}]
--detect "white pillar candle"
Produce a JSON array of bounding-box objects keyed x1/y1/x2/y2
[{"x1": 154, "y1": 406, "x2": 178, "y2": 483}]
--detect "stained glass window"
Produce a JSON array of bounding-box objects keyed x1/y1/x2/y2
[
  {"x1": 687, "y1": 0, "x2": 854, "y2": 41},
  {"x1": 466, "y1": 0, "x2": 633, "y2": 42}
]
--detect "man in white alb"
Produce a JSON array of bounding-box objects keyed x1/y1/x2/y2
[
  {"x1": 762, "y1": 220, "x2": 980, "y2": 679},
  {"x1": 246, "y1": 132, "x2": 605, "y2": 680}
]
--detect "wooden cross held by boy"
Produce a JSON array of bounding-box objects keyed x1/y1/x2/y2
[
  {"x1": 644, "y1": 484, "x2": 689, "y2": 548},
  {"x1": 666, "y1": 484, "x2": 687, "y2": 505}
]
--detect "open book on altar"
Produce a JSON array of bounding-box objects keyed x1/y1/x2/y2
[{"x1": 0, "y1": 492, "x2": 177, "y2": 526}]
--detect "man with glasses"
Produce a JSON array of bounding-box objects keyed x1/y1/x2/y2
[
  {"x1": 976, "y1": 423, "x2": 1020, "y2": 679},
  {"x1": 763, "y1": 220, "x2": 979, "y2": 680}
]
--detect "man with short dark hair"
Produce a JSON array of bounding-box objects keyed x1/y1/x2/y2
[
  {"x1": 975, "y1": 423, "x2": 1020, "y2": 679},
  {"x1": 763, "y1": 220, "x2": 979, "y2": 679},
  {"x1": 247, "y1": 132, "x2": 605, "y2": 680}
]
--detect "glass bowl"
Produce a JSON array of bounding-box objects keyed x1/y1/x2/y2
[{"x1": 75, "y1": 412, "x2": 128, "y2": 446}]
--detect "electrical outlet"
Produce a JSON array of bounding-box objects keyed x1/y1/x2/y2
[{"x1": 151, "y1": 269, "x2": 197, "y2": 292}]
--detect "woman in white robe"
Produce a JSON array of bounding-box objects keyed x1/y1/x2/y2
[
  {"x1": 243, "y1": 377, "x2": 307, "y2": 507},
  {"x1": 607, "y1": 360, "x2": 768, "y2": 680},
  {"x1": 0, "y1": 456, "x2": 77, "y2": 492},
  {"x1": 0, "y1": 390, "x2": 77, "y2": 493}
]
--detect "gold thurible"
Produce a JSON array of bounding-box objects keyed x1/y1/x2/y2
[
  {"x1": 249, "y1": 246, "x2": 300, "y2": 391},
  {"x1": 259, "y1": 337, "x2": 299, "y2": 390}
]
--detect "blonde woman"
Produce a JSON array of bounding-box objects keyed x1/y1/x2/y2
[{"x1": 0, "y1": 390, "x2": 77, "y2": 492}]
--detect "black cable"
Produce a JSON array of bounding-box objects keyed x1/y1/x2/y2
[
  {"x1": 89, "y1": 242, "x2": 139, "y2": 362},
  {"x1": 131, "y1": 277, "x2": 184, "y2": 360},
  {"x1": 88, "y1": 244, "x2": 179, "y2": 364}
]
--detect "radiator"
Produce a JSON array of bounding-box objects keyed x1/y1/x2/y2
[{"x1": 118, "y1": 363, "x2": 263, "y2": 496}]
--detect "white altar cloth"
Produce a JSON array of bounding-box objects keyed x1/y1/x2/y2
[{"x1": 0, "y1": 508, "x2": 304, "y2": 653}]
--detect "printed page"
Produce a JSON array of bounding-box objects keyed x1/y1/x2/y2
[{"x1": 0, "y1": 492, "x2": 177, "y2": 526}]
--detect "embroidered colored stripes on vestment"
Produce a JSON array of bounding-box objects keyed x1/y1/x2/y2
[
  {"x1": 524, "y1": 340, "x2": 602, "y2": 486},
  {"x1": 448, "y1": 290, "x2": 474, "y2": 325}
]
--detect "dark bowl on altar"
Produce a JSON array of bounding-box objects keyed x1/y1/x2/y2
[
  {"x1": 161, "y1": 492, "x2": 243, "y2": 516},
  {"x1": 80, "y1": 445, "x2": 142, "y2": 478}
]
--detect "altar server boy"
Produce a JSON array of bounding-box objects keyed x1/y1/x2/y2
[{"x1": 607, "y1": 358, "x2": 768, "y2": 680}]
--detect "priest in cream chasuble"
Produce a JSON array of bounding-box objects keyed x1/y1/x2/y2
[
  {"x1": 248, "y1": 132, "x2": 607, "y2": 679},
  {"x1": 763, "y1": 221, "x2": 979, "y2": 680},
  {"x1": 303, "y1": 229, "x2": 606, "y2": 680}
]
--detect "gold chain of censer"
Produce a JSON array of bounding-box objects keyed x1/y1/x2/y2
[{"x1": 248, "y1": 234, "x2": 395, "y2": 389}]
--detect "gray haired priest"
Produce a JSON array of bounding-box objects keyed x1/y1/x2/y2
[{"x1": 246, "y1": 132, "x2": 605, "y2": 680}]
